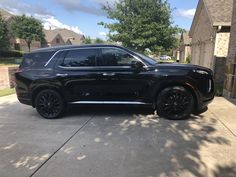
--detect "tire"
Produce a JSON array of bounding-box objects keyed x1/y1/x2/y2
[
  {"x1": 156, "y1": 86, "x2": 194, "y2": 120},
  {"x1": 35, "y1": 89, "x2": 65, "y2": 119}
]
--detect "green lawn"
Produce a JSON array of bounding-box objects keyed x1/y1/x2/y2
[
  {"x1": 0, "y1": 57, "x2": 22, "y2": 66},
  {"x1": 0, "y1": 88, "x2": 16, "y2": 97},
  {"x1": 157, "y1": 59, "x2": 176, "y2": 63}
]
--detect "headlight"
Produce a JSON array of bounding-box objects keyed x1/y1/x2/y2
[{"x1": 192, "y1": 69, "x2": 209, "y2": 75}]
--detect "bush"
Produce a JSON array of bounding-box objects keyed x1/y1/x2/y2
[
  {"x1": 0, "y1": 50, "x2": 23, "y2": 57},
  {"x1": 186, "y1": 55, "x2": 191, "y2": 64},
  {"x1": 214, "y1": 83, "x2": 223, "y2": 97}
]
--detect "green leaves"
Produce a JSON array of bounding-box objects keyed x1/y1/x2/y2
[
  {"x1": 11, "y1": 15, "x2": 44, "y2": 52},
  {"x1": 100, "y1": 0, "x2": 180, "y2": 53},
  {"x1": 0, "y1": 14, "x2": 10, "y2": 51}
]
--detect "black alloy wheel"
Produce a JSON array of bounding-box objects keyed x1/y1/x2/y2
[
  {"x1": 157, "y1": 86, "x2": 194, "y2": 120},
  {"x1": 35, "y1": 89, "x2": 65, "y2": 119}
]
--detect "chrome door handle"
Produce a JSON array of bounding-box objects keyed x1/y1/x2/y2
[
  {"x1": 56, "y1": 73, "x2": 68, "y2": 77},
  {"x1": 102, "y1": 73, "x2": 115, "y2": 76}
]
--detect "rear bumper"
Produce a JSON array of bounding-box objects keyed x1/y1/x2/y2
[
  {"x1": 17, "y1": 96, "x2": 32, "y2": 106},
  {"x1": 15, "y1": 86, "x2": 32, "y2": 106}
]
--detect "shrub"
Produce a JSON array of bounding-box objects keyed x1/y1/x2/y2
[
  {"x1": 186, "y1": 55, "x2": 191, "y2": 64},
  {"x1": 0, "y1": 50, "x2": 23, "y2": 57}
]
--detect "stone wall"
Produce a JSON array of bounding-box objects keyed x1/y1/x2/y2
[
  {"x1": 215, "y1": 32, "x2": 230, "y2": 57},
  {"x1": 0, "y1": 66, "x2": 18, "y2": 89},
  {"x1": 224, "y1": 0, "x2": 236, "y2": 98}
]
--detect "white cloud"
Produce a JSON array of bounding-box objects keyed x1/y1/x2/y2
[
  {"x1": 35, "y1": 14, "x2": 83, "y2": 34},
  {"x1": 52, "y1": 0, "x2": 119, "y2": 16},
  {"x1": 177, "y1": 9, "x2": 196, "y2": 19},
  {"x1": 99, "y1": 31, "x2": 107, "y2": 36},
  {"x1": 0, "y1": 0, "x2": 52, "y2": 16},
  {"x1": 0, "y1": 0, "x2": 83, "y2": 35}
]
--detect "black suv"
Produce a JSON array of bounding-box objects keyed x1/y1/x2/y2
[{"x1": 15, "y1": 44, "x2": 214, "y2": 120}]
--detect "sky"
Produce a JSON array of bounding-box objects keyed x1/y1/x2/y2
[{"x1": 0, "y1": 0, "x2": 198, "y2": 39}]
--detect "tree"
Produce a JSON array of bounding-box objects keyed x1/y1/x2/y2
[
  {"x1": 11, "y1": 15, "x2": 44, "y2": 52},
  {"x1": 0, "y1": 14, "x2": 9, "y2": 51},
  {"x1": 83, "y1": 36, "x2": 92, "y2": 44},
  {"x1": 94, "y1": 37, "x2": 104, "y2": 43},
  {"x1": 99, "y1": 0, "x2": 180, "y2": 53}
]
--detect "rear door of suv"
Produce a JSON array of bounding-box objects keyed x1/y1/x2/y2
[{"x1": 55, "y1": 48, "x2": 103, "y2": 102}]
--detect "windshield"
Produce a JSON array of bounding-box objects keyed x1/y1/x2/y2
[{"x1": 134, "y1": 51, "x2": 158, "y2": 66}]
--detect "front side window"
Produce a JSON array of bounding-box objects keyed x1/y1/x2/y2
[
  {"x1": 97, "y1": 48, "x2": 137, "y2": 66},
  {"x1": 62, "y1": 49, "x2": 96, "y2": 67}
]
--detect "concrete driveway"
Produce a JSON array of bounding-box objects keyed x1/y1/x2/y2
[{"x1": 0, "y1": 94, "x2": 236, "y2": 177}]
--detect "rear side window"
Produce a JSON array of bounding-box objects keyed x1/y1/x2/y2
[
  {"x1": 61, "y1": 49, "x2": 96, "y2": 67},
  {"x1": 21, "y1": 51, "x2": 55, "y2": 69}
]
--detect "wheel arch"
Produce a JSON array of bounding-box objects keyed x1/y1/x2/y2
[
  {"x1": 31, "y1": 85, "x2": 65, "y2": 108},
  {"x1": 153, "y1": 81, "x2": 200, "y2": 111}
]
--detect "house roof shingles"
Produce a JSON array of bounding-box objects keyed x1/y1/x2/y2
[
  {"x1": 0, "y1": 9, "x2": 14, "y2": 21},
  {"x1": 54, "y1": 29, "x2": 84, "y2": 45},
  {"x1": 204, "y1": 0, "x2": 233, "y2": 26},
  {"x1": 43, "y1": 29, "x2": 62, "y2": 42}
]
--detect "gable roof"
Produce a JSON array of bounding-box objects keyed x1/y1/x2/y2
[
  {"x1": 204, "y1": 0, "x2": 233, "y2": 26},
  {"x1": 180, "y1": 31, "x2": 191, "y2": 45},
  {"x1": 190, "y1": 0, "x2": 233, "y2": 37},
  {"x1": 43, "y1": 29, "x2": 64, "y2": 43},
  {"x1": 0, "y1": 9, "x2": 14, "y2": 21},
  {"x1": 54, "y1": 29, "x2": 85, "y2": 45}
]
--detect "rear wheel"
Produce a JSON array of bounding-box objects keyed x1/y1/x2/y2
[
  {"x1": 35, "y1": 89, "x2": 65, "y2": 119},
  {"x1": 156, "y1": 86, "x2": 194, "y2": 120}
]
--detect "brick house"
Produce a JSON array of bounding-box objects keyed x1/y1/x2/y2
[
  {"x1": 179, "y1": 31, "x2": 191, "y2": 63},
  {"x1": 41, "y1": 29, "x2": 85, "y2": 48},
  {"x1": 189, "y1": 0, "x2": 233, "y2": 86},
  {"x1": 42, "y1": 29, "x2": 66, "y2": 47},
  {"x1": 53, "y1": 28, "x2": 85, "y2": 45},
  {"x1": 224, "y1": 0, "x2": 236, "y2": 98}
]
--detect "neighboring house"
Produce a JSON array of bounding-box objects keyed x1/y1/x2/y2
[
  {"x1": 179, "y1": 31, "x2": 191, "y2": 63},
  {"x1": 42, "y1": 29, "x2": 66, "y2": 47},
  {"x1": 42, "y1": 28, "x2": 85, "y2": 47},
  {"x1": 224, "y1": 0, "x2": 236, "y2": 98},
  {"x1": 54, "y1": 28, "x2": 85, "y2": 45},
  {"x1": 189, "y1": 0, "x2": 233, "y2": 85},
  {"x1": 172, "y1": 35, "x2": 181, "y2": 61}
]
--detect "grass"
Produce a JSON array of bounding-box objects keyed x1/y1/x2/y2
[
  {"x1": 157, "y1": 59, "x2": 176, "y2": 63},
  {"x1": 0, "y1": 57, "x2": 22, "y2": 66},
  {"x1": 0, "y1": 88, "x2": 16, "y2": 97}
]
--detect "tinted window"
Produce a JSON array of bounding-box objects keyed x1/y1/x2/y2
[
  {"x1": 21, "y1": 51, "x2": 55, "y2": 69},
  {"x1": 98, "y1": 48, "x2": 137, "y2": 66},
  {"x1": 62, "y1": 49, "x2": 96, "y2": 67}
]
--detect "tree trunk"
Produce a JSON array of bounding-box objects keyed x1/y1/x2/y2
[{"x1": 27, "y1": 41, "x2": 31, "y2": 52}]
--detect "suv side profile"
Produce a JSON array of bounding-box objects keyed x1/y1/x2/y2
[{"x1": 15, "y1": 44, "x2": 214, "y2": 120}]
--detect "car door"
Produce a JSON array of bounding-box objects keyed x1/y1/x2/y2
[
  {"x1": 55, "y1": 48, "x2": 103, "y2": 102},
  {"x1": 97, "y1": 47, "x2": 150, "y2": 102}
]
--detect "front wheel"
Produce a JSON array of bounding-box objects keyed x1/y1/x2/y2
[
  {"x1": 156, "y1": 86, "x2": 194, "y2": 120},
  {"x1": 35, "y1": 89, "x2": 65, "y2": 119}
]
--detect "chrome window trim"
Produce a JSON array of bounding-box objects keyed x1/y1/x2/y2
[
  {"x1": 58, "y1": 65, "x2": 132, "y2": 70},
  {"x1": 44, "y1": 46, "x2": 148, "y2": 67},
  {"x1": 69, "y1": 101, "x2": 149, "y2": 105}
]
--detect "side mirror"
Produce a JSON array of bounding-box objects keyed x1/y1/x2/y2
[{"x1": 131, "y1": 61, "x2": 143, "y2": 70}]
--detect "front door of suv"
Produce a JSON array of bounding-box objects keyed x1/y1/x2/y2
[
  {"x1": 55, "y1": 48, "x2": 103, "y2": 102},
  {"x1": 97, "y1": 47, "x2": 150, "y2": 102}
]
